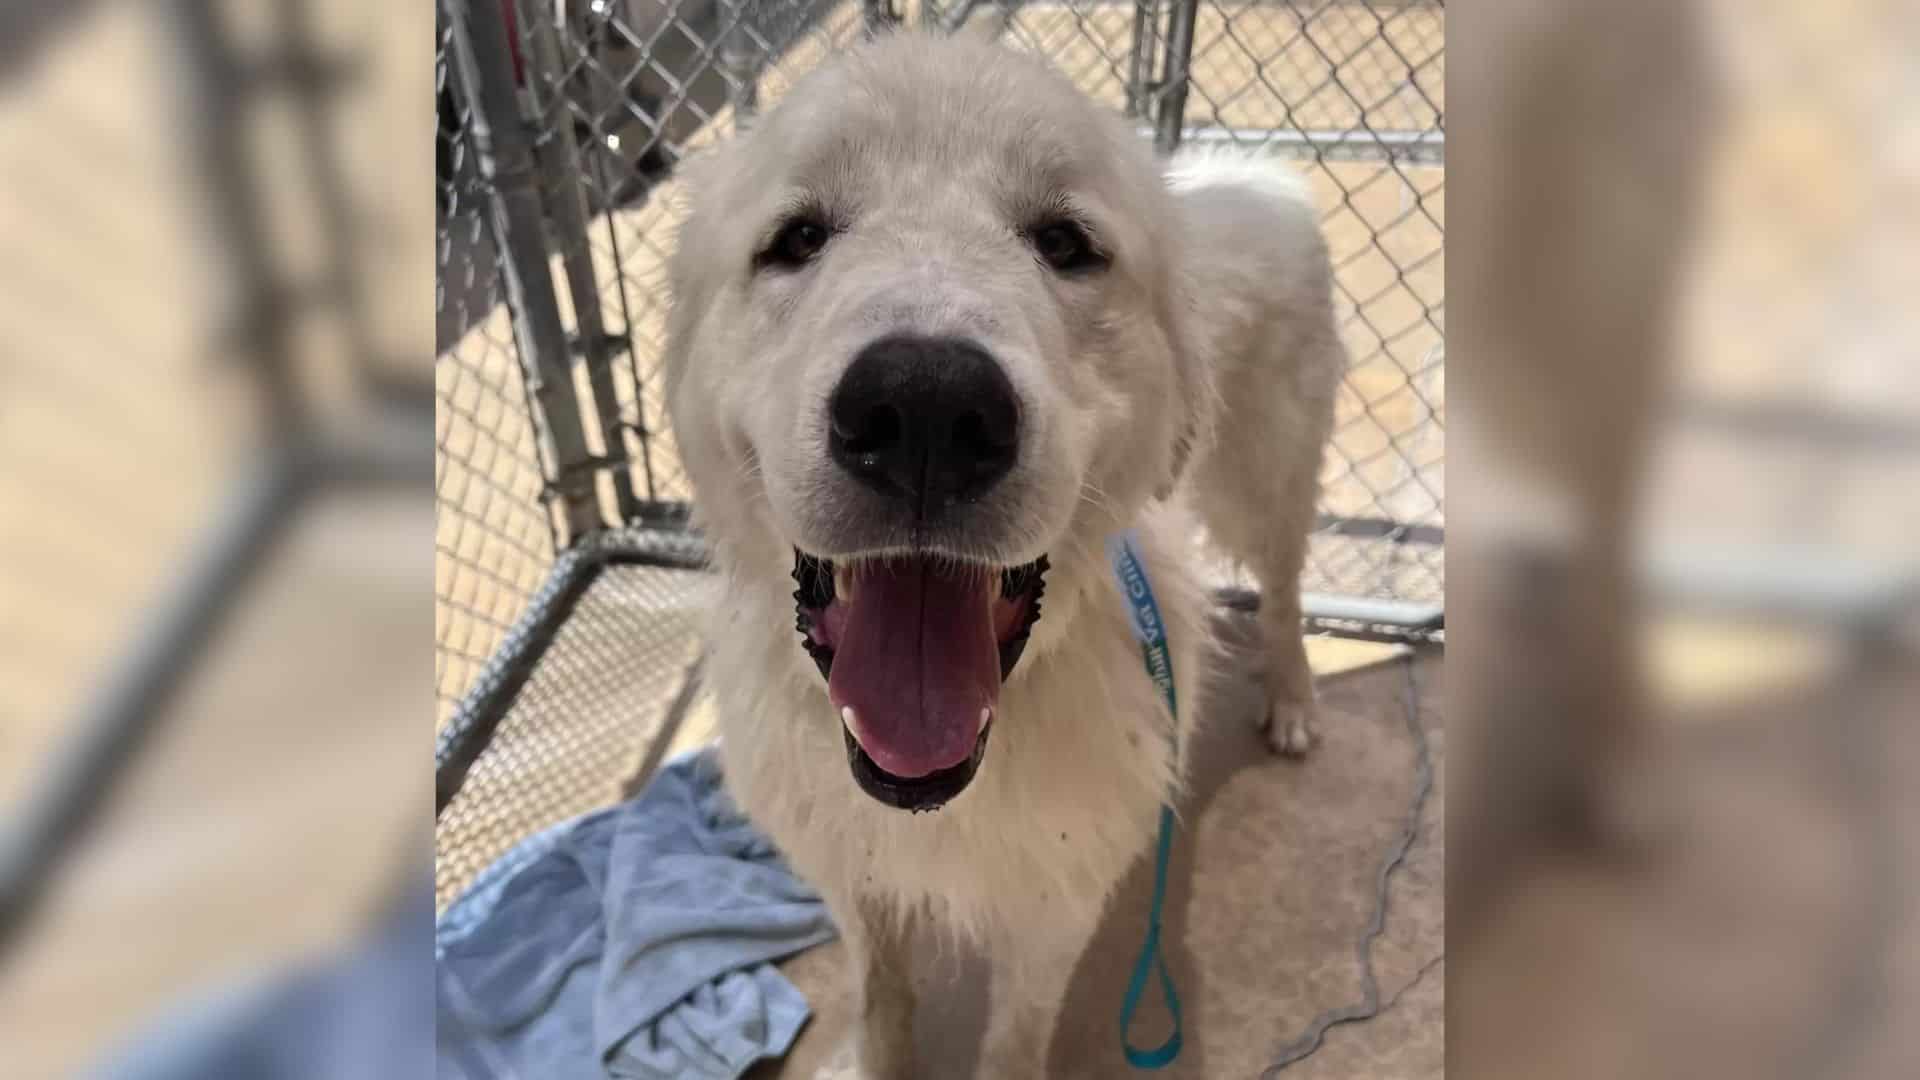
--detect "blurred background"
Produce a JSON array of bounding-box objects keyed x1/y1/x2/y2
[
  {"x1": 0, "y1": 0, "x2": 431, "y2": 1075},
  {"x1": 0, "y1": 0, "x2": 1912, "y2": 1077},
  {"x1": 1448, "y1": 0, "x2": 1919, "y2": 1077}
]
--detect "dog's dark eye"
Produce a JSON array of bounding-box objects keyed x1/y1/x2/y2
[
  {"x1": 1028, "y1": 219, "x2": 1106, "y2": 274},
  {"x1": 758, "y1": 217, "x2": 832, "y2": 270}
]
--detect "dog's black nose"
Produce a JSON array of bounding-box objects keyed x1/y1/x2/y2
[{"x1": 829, "y1": 335, "x2": 1019, "y2": 514}]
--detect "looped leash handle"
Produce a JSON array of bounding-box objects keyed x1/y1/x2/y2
[
  {"x1": 1120, "y1": 805, "x2": 1183, "y2": 1069},
  {"x1": 1107, "y1": 531, "x2": 1184, "y2": 1069}
]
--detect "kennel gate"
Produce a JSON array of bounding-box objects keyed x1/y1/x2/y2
[{"x1": 435, "y1": 0, "x2": 1444, "y2": 904}]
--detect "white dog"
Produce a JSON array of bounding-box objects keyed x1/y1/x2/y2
[{"x1": 663, "y1": 32, "x2": 1342, "y2": 1076}]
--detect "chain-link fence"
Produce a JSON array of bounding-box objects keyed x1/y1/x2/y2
[{"x1": 434, "y1": 0, "x2": 1443, "y2": 903}]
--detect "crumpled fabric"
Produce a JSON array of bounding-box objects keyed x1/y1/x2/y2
[{"x1": 436, "y1": 746, "x2": 837, "y2": 1079}]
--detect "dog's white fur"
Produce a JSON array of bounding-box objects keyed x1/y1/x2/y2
[{"x1": 663, "y1": 34, "x2": 1342, "y2": 1075}]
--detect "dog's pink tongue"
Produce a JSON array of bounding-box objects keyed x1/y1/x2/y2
[{"x1": 828, "y1": 559, "x2": 997, "y2": 779}]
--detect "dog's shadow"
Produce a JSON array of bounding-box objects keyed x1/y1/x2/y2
[{"x1": 894, "y1": 611, "x2": 1280, "y2": 1079}]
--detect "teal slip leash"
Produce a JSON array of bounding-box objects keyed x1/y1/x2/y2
[{"x1": 1106, "y1": 530, "x2": 1184, "y2": 1070}]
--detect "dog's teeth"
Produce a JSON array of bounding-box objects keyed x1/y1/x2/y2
[
  {"x1": 834, "y1": 566, "x2": 855, "y2": 602},
  {"x1": 990, "y1": 572, "x2": 1003, "y2": 602},
  {"x1": 841, "y1": 705, "x2": 863, "y2": 742},
  {"x1": 979, "y1": 706, "x2": 992, "y2": 732}
]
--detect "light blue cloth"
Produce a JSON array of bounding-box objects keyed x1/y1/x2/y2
[{"x1": 436, "y1": 746, "x2": 837, "y2": 1079}]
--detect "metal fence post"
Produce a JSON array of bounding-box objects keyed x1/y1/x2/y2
[
  {"x1": 448, "y1": 0, "x2": 602, "y2": 541},
  {"x1": 1153, "y1": 0, "x2": 1200, "y2": 154},
  {"x1": 1126, "y1": 0, "x2": 1161, "y2": 119},
  {"x1": 517, "y1": 2, "x2": 641, "y2": 525}
]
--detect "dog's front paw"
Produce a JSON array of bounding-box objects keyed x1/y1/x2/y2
[
  {"x1": 1263, "y1": 698, "x2": 1318, "y2": 757},
  {"x1": 814, "y1": 1029, "x2": 914, "y2": 1080},
  {"x1": 811, "y1": 1038, "x2": 869, "y2": 1080}
]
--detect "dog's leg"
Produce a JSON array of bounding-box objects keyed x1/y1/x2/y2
[
  {"x1": 1253, "y1": 542, "x2": 1318, "y2": 756},
  {"x1": 814, "y1": 894, "x2": 916, "y2": 1080},
  {"x1": 978, "y1": 920, "x2": 1088, "y2": 1077},
  {"x1": 1197, "y1": 463, "x2": 1322, "y2": 757}
]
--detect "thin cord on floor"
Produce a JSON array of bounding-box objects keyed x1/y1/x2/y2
[{"x1": 1263, "y1": 653, "x2": 1440, "y2": 1075}]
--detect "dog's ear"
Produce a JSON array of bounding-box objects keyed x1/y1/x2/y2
[
  {"x1": 951, "y1": 7, "x2": 1014, "y2": 43},
  {"x1": 670, "y1": 144, "x2": 730, "y2": 211},
  {"x1": 662, "y1": 143, "x2": 739, "y2": 385},
  {"x1": 1155, "y1": 277, "x2": 1220, "y2": 501},
  {"x1": 663, "y1": 142, "x2": 741, "y2": 282}
]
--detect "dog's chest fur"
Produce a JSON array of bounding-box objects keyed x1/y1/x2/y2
[{"x1": 702, "y1": 511, "x2": 1210, "y2": 938}]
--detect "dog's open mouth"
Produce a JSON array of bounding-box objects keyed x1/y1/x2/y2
[{"x1": 793, "y1": 552, "x2": 1047, "y2": 811}]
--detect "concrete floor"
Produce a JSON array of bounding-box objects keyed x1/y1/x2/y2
[{"x1": 754, "y1": 621, "x2": 1445, "y2": 1080}]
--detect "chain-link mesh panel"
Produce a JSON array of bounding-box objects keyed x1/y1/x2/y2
[
  {"x1": 435, "y1": 554, "x2": 707, "y2": 907},
  {"x1": 1172, "y1": 1, "x2": 1444, "y2": 602},
  {"x1": 436, "y1": 13, "x2": 561, "y2": 728}
]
